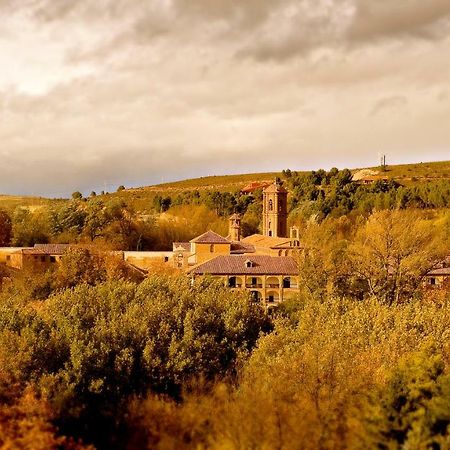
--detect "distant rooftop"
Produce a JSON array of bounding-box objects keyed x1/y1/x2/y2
[
  {"x1": 189, "y1": 255, "x2": 298, "y2": 275},
  {"x1": 190, "y1": 230, "x2": 230, "y2": 244}
]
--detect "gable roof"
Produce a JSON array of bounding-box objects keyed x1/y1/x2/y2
[
  {"x1": 241, "y1": 234, "x2": 293, "y2": 249},
  {"x1": 34, "y1": 244, "x2": 71, "y2": 255},
  {"x1": 190, "y1": 230, "x2": 230, "y2": 244},
  {"x1": 189, "y1": 255, "x2": 298, "y2": 275}
]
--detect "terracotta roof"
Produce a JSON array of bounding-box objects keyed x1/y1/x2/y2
[
  {"x1": 189, "y1": 255, "x2": 298, "y2": 275},
  {"x1": 173, "y1": 242, "x2": 191, "y2": 252},
  {"x1": 190, "y1": 231, "x2": 230, "y2": 244},
  {"x1": 34, "y1": 244, "x2": 70, "y2": 255},
  {"x1": 241, "y1": 234, "x2": 292, "y2": 249},
  {"x1": 230, "y1": 241, "x2": 256, "y2": 254},
  {"x1": 426, "y1": 268, "x2": 450, "y2": 276},
  {"x1": 241, "y1": 181, "x2": 272, "y2": 193}
]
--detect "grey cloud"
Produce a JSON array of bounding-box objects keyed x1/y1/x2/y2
[
  {"x1": 348, "y1": 0, "x2": 450, "y2": 42},
  {"x1": 369, "y1": 96, "x2": 408, "y2": 117}
]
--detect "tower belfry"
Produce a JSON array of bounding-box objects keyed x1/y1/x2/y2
[
  {"x1": 262, "y1": 179, "x2": 288, "y2": 238},
  {"x1": 228, "y1": 213, "x2": 241, "y2": 241}
]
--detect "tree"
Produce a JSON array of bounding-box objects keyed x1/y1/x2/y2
[
  {"x1": 349, "y1": 210, "x2": 447, "y2": 304},
  {"x1": 12, "y1": 208, "x2": 50, "y2": 247},
  {"x1": 117, "y1": 186, "x2": 125, "y2": 192},
  {"x1": 72, "y1": 191, "x2": 83, "y2": 201},
  {"x1": 0, "y1": 209, "x2": 12, "y2": 246}
]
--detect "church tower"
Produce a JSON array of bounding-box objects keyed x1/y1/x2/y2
[
  {"x1": 262, "y1": 179, "x2": 288, "y2": 238},
  {"x1": 228, "y1": 213, "x2": 241, "y2": 241}
]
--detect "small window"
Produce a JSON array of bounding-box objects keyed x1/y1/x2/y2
[
  {"x1": 6, "y1": 255, "x2": 10, "y2": 261},
  {"x1": 430, "y1": 278, "x2": 436, "y2": 285},
  {"x1": 50, "y1": 256, "x2": 56, "y2": 263},
  {"x1": 245, "y1": 260, "x2": 253, "y2": 268},
  {"x1": 269, "y1": 199, "x2": 273, "y2": 211},
  {"x1": 210, "y1": 244, "x2": 215, "y2": 253},
  {"x1": 164, "y1": 256, "x2": 169, "y2": 262}
]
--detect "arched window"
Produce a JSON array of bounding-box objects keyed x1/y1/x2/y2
[
  {"x1": 210, "y1": 244, "x2": 215, "y2": 252},
  {"x1": 268, "y1": 199, "x2": 273, "y2": 211}
]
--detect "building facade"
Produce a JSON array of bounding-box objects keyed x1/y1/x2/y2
[{"x1": 262, "y1": 179, "x2": 288, "y2": 238}]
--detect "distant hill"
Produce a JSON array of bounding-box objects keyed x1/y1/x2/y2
[
  {"x1": 133, "y1": 160, "x2": 450, "y2": 193},
  {"x1": 1, "y1": 160, "x2": 449, "y2": 212}
]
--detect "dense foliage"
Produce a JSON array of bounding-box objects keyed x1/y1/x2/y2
[{"x1": 0, "y1": 276, "x2": 270, "y2": 448}]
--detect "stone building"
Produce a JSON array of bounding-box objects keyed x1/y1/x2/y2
[
  {"x1": 262, "y1": 179, "x2": 288, "y2": 238},
  {"x1": 189, "y1": 254, "x2": 299, "y2": 306}
]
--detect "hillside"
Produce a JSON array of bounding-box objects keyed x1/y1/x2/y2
[
  {"x1": 133, "y1": 160, "x2": 450, "y2": 193},
  {"x1": 1, "y1": 160, "x2": 449, "y2": 212}
]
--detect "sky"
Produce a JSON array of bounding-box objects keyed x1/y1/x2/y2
[{"x1": 1, "y1": 0, "x2": 450, "y2": 197}]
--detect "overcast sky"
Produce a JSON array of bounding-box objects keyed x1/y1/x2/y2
[{"x1": 1, "y1": 0, "x2": 450, "y2": 197}]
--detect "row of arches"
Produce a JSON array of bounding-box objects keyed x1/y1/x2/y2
[{"x1": 228, "y1": 276, "x2": 293, "y2": 289}]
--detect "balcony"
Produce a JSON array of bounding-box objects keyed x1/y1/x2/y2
[{"x1": 246, "y1": 284, "x2": 263, "y2": 289}]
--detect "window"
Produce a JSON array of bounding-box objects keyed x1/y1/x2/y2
[
  {"x1": 210, "y1": 244, "x2": 215, "y2": 252},
  {"x1": 430, "y1": 278, "x2": 436, "y2": 285},
  {"x1": 245, "y1": 260, "x2": 254, "y2": 268},
  {"x1": 268, "y1": 199, "x2": 273, "y2": 211},
  {"x1": 164, "y1": 257, "x2": 169, "y2": 262},
  {"x1": 6, "y1": 255, "x2": 10, "y2": 261},
  {"x1": 283, "y1": 277, "x2": 291, "y2": 288},
  {"x1": 50, "y1": 256, "x2": 56, "y2": 263}
]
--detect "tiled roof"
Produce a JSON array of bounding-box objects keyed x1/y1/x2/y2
[
  {"x1": 241, "y1": 181, "x2": 272, "y2": 193},
  {"x1": 34, "y1": 244, "x2": 70, "y2": 255},
  {"x1": 190, "y1": 231, "x2": 230, "y2": 244},
  {"x1": 173, "y1": 242, "x2": 191, "y2": 252},
  {"x1": 189, "y1": 255, "x2": 298, "y2": 275},
  {"x1": 230, "y1": 241, "x2": 255, "y2": 254},
  {"x1": 426, "y1": 268, "x2": 450, "y2": 276},
  {"x1": 241, "y1": 234, "x2": 292, "y2": 249}
]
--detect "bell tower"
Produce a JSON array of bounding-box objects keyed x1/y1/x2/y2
[
  {"x1": 263, "y1": 179, "x2": 288, "y2": 238},
  {"x1": 228, "y1": 213, "x2": 241, "y2": 241}
]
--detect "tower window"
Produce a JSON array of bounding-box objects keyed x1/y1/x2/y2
[
  {"x1": 269, "y1": 199, "x2": 273, "y2": 211},
  {"x1": 210, "y1": 244, "x2": 215, "y2": 252}
]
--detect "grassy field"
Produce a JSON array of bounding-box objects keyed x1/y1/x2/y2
[
  {"x1": 0, "y1": 195, "x2": 60, "y2": 213},
  {"x1": 364, "y1": 160, "x2": 450, "y2": 184}
]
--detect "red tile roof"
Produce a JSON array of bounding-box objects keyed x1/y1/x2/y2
[
  {"x1": 426, "y1": 268, "x2": 450, "y2": 276},
  {"x1": 34, "y1": 244, "x2": 70, "y2": 255},
  {"x1": 189, "y1": 255, "x2": 298, "y2": 275},
  {"x1": 190, "y1": 231, "x2": 230, "y2": 244},
  {"x1": 241, "y1": 181, "x2": 272, "y2": 194}
]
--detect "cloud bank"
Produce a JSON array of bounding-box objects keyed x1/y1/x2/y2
[{"x1": 0, "y1": 0, "x2": 449, "y2": 196}]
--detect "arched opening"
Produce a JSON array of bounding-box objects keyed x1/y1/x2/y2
[
  {"x1": 246, "y1": 277, "x2": 263, "y2": 288},
  {"x1": 266, "y1": 276, "x2": 280, "y2": 288},
  {"x1": 209, "y1": 244, "x2": 215, "y2": 253},
  {"x1": 266, "y1": 291, "x2": 279, "y2": 303},
  {"x1": 250, "y1": 290, "x2": 262, "y2": 302},
  {"x1": 268, "y1": 199, "x2": 273, "y2": 211}
]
